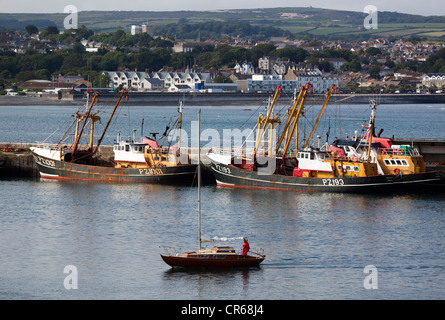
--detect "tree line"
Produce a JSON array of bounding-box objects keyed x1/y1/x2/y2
[
  {"x1": 155, "y1": 21, "x2": 293, "y2": 40},
  {"x1": 0, "y1": 25, "x2": 307, "y2": 88},
  {"x1": 1, "y1": 24, "x2": 445, "y2": 91}
]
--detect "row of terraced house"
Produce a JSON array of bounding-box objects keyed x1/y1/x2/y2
[
  {"x1": 102, "y1": 67, "x2": 339, "y2": 94},
  {"x1": 103, "y1": 71, "x2": 213, "y2": 92}
]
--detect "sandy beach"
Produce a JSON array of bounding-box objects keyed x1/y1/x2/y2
[{"x1": 0, "y1": 95, "x2": 81, "y2": 106}]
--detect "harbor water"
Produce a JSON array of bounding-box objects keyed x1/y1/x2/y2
[{"x1": 1, "y1": 101, "x2": 445, "y2": 300}]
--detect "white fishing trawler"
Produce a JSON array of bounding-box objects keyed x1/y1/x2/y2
[{"x1": 30, "y1": 91, "x2": 197, "y2": 183}]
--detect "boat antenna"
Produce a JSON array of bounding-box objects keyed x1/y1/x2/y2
[
  {"x1": 141, "y1": 118, "x2": 144, "y2": 140},
  {"x1": 326, "y1": 118, "x2": 331, "y2": 143},
  {"x1": 178, "y1": 100, "x2": 183, "y2": 150},
  {"x1": 197, "y1": 108, "x2": 202, "y2": 251},
  {"x1": 366, "y1": 100, "x2": 378, "y2": 162}
]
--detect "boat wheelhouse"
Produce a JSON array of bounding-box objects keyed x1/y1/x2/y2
[
  {"x1": 30, "y1": 91, "x2": 197, "y2": 184},
  {"x1": 331, "y1": 101, "x2": 427, "y2": 176}
]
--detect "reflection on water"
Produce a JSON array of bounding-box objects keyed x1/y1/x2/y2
[
  {"x1": 162, "y1": 267, "x2": 262, "y2": 300},
  {"x1": 1, "y1": 103, "x2": 445, "y2": 299},
  {"x1": 1, "y1": 104, "x2": 445, "y2": 146},
  {"x1": 1, "y1": 170, "x2": 445, "y2": 299}
]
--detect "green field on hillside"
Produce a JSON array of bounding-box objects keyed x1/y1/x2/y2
[{"x1": 1, "y1": 7, "x2": 445, "y2": 40}]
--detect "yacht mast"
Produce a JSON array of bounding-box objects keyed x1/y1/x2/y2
[
  {"x1": 198, "y1": 109, "x2": 202, "y2": 251},
  {"x1": 178, "y1": 100, "x2": 183, "y2": 150}
]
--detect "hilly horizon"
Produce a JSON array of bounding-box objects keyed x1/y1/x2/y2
[{"x1": 1, "y1": 7, "x2": 445, "y2": 40}]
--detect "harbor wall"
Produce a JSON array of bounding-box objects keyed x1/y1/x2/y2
[
  {"x1": 83, "y1": 92, "x2": 445, "y2": 106},
  {"x1": 0, "y1": 143, "x2": 39, "y2": 177},
  {"x1": 2, "y1": 92, "x2": 445, "y2": 106}
]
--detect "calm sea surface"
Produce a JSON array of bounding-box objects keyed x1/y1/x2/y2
[{"x1": 1, "y1": 101, "x2": 445, "y2": 300}]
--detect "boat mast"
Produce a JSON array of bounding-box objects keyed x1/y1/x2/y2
[
  {"x1": 254, "y1": 85, "x2": 281, "y2": 157},
  {"x1": 366, "y1": 100, "x2": 377, "y2": 162},
  {"x1": 178, "y1": 100, "x2": 183, "y2": 150},
  {"x1": 88, "y1": 112, "x2": 101, "y2": 151},
  {"x1": 282, "y1": 82, "x2": 312, "y2": 156},
  {"x1": 71, "y1": 91, "x2": 99, "y2": 158},
  {"x1": 93, "y1": 90, "x2": 127, "y2": 155},
  {"x1": 303, "y1": 84, "x2": 336, "y2": 148},
  {"x1": 198, "y1": 109, "x2": 202, "y2": 251},
  {"x1": 141, "y1": 118, "x2": 144, "y2": 140},
  {"x1": 275, "y1": 86, "x2": 304, "y2": 154}
]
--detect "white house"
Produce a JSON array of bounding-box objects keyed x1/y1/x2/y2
[
  {"x1": 103, "y1": 71, "x2": 212, "y2": 91},
  {"x1": 140, "y1": 78, "x2": 164, "y2": 91},
  {"x1": 258, "y1": 56, "x2": 281, "y2": 74},
  {"x1": 234, "y1": 61, "x2": 255, "y2": 75},
  {"x1": 152, "y1": 72, "x2": 212, "y2": 90},
  {"x1": 104, "y1": 71, "x2": 151, "y2": 90},
  {"x1": 248, "y1": 70, "x2": 338, "y2": 94},
  {"x1": 248, "y1": 74, "x2": 284, "y2": 92},
  {"x1": 421, "y1": 73, "x2": 445, "y2": 89}
]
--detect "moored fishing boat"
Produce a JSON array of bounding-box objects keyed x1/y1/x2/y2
[
  {"x1": 30, "y1": 91, "x2": 197, "y2": 183},
  {"x1": 208, "y1": 85, "x2": 441, "y2": 193}
]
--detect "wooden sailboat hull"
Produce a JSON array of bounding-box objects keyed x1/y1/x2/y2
[
  {"x1": 32, "y1": 152, "x2": 197, "y2": 184},
  {"x1": 160, "y1": 254, "x2": 265, "y2": 268},
  {"x1": 210, "y1": 161, "x2": 441, "y2": 193}
]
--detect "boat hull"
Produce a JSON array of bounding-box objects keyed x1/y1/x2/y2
[
  {"x1": 160, "y1": 254, "x2": 265, "y2": 268},
  {"x1": 31, "y1": 151, "x2": 197, "y2": 184},
  {"x1": 210, "y1": 160, "x2": 441, "y2": 193}
]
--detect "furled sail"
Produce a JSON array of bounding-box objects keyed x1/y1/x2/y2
[{"x1": 201, "y1": 235, "x2": 245, "y2": 243}]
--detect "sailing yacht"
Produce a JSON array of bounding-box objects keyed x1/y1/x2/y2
[{"x1": 160, "y1": 109, "x2": 266, "y2": 268}]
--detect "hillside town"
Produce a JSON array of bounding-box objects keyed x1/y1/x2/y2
[{"x1": 1, "y1": 24, "x2": 445, "y2": 98}]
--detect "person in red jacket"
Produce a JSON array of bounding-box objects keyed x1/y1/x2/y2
[{"x1": 242, "y1": 238, "x2": 250, "y2": 256}]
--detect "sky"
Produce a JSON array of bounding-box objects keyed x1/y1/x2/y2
[{"x1": 0, "y1": 0, "x2": 444, "y2": 16}]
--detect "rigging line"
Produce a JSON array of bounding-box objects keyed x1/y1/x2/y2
[
  {"x1": 127, "y1": 104, "x2": 131, "y2": 140},
  {"x1": 102, "y1": 99, "x2": 125, "y2": 140},
  {"x1": 55, "y1": 117, "x2": 77, "y2": 147},
  {"x1": 274, "y1": 90, "x2": 293, "y2": 116},
  {"x1": 42, "y1": 115, "x2": 73, "y2": 144},
  {"x1": 342, "y1": 103, "x2": 364, "y2": 120},
  {"x1": 238, "y1": 102, "x2": 264, "y2": 130},
  {"x1": 159, "y1": 118, "x2": 179, "y2": 147},
  {"x1": 99, "y1": 96, "x2": 126, "y2": 139},
  {"x1": 338, "y1": 102, "x2": 342, "y2": 138},
  {"x1": 233, "y1": 123, "x2": 258, "y2": 155},
  {"x1": 58, "y1": 134, "x2": 73, "y2": 146}
]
